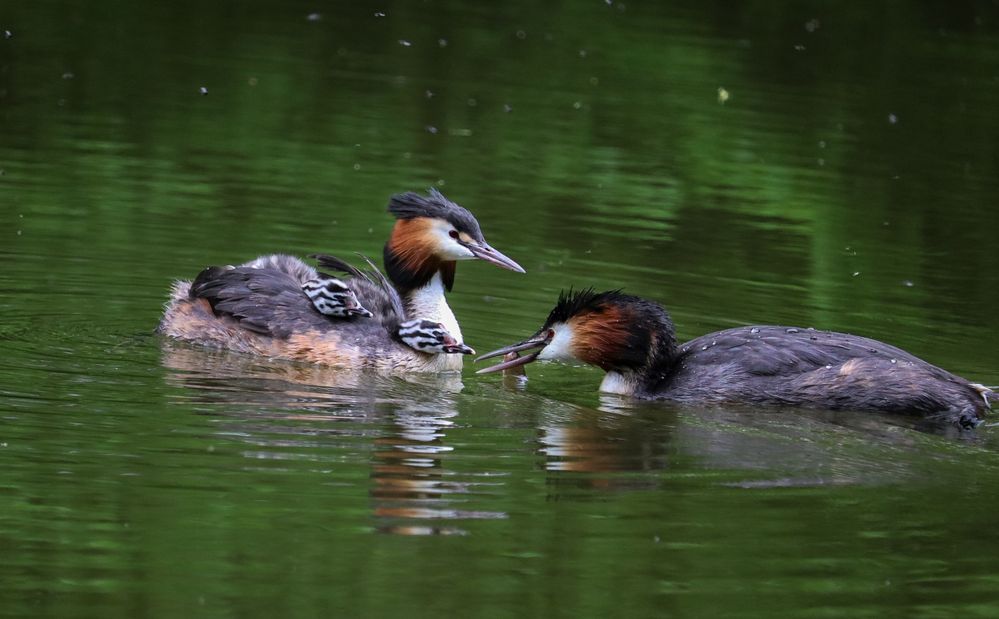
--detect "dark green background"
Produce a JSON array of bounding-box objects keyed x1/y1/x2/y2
[{"x1": 3, "y1": 1, "x2": 999, "y2": 617}]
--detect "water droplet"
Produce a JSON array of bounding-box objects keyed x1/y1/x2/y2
[
  {"x1": 61, "y1": 72, "x2": 74, "y2": 80},
  {"x1": 818, "y1": 140, "x2": 826, "y2": 149},
  {"x1": 515, "y1": 30, "x2": 527, "y2": 40},
  {"x1": 750, "y1": 328, "x2": 760, "y2": 334},
  {"x1": 353, "y1": 163, "x2": 361, "y2": 170},
  {"x1": 578, "y1": 49, "x2": 587, "y2": 58},
  {"x1": 425, "y1": 90, "x2": 434, "y2": 98},
  {"x1": 307, "y1": 12, "x2": 322, "y2": 21},
  {"x1": 198, "y1": 86, "x2": 208, "y2": 95},
  {"x1": 888, "y1": 113, "x2": 898, "y2": 124},
  {"x1": 503, "y1": 104, "x2": 512, "y2": 113},
  {"x1": 852, "y1": 271, "x2": 861, "y2": 277},
  {"x1": 902, "y1": 280, "x2": 914, "y2": 287},
  {"x1": 467, "y1": 98, "x2": 477, "y2": 107},
  {"x1": 374, "y1": 11, "x2": 386, "y2": 17},
  {"x1": 4, "y1": 30, "x2": 12, "y2": 40},
  {"x1": 891, "y1": 359, "x2": 897, "y2": 364},
  {"x1": 701, "y1": 345, "x2": 708, "y2": 351},
  {"x1": 804, "y1": 18, "x2": 821, "y2": 32},
  {"x1": 248, "y1": 77, "x2": 258, "y2": 86},
  {"x1": 793, "y1": 44, "x2": 806, "y2": 51},
  {"x1": 398, "y1": 39, "x2": 412, "y2": 47},
  {"x1": 786, "y1": 328, "x2": 799, "y2": 334},
  {"x1": 825, "y1": 365, "x2": 832, "y2": 370},
  {"x1": 438, "y1": 38, "x2": 447, "y2": 47},
  {"x1": 717, "y1": 87, "x2": 729, "y2": 104},
  {"x1": 425, "y1": 125, "x2": 438, "y2": 134},
  {"x1": 573, "y1": 101, "x2": 582, "y2": 109}
]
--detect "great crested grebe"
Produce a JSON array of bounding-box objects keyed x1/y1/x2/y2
[
  {"x1": 157, "y1": 189, "x2": 523, "y2": 372},
  {"x1": 477, "y1": 289, "x2": 996, "y2": 428}
]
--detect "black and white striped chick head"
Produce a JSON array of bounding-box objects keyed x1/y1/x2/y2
[
  {"x1": 397, "y1": 319, "x2": 475, "y2": 355},
  {"x1": 302, "y1": 275, "x2": 373, "y2": 318}
]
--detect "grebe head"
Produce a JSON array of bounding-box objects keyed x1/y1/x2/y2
[
  {"x1": 302, "y1": 275, "x2": 374, "y2": 318},
  {"x1": 476, "y1": 289, "x2": 677, "y2": 374},
  {"x1": 385, "y1": 189, "x2": 524, "y2": 292},
  {"x1": 398, "y1": 319, "x2": 475, "y2": 355}
]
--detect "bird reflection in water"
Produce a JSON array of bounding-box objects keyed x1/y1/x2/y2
[
  {"x1": 370, "y1": 403, "x2": 507, "y2": 536},
  {"x1": 160, "y1": 342, "x2": 506, "y2": 536},
  {"x1": 502, "y1": 360, "x2": 930, "y2": 494}
]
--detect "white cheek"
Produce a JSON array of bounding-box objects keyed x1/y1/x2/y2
[
  {"x1": 431, "y1": 222, "x2": 475, "y2": 260},
  {"x1": 537, "y1": 323, "x2": 576, "y2": 361}
]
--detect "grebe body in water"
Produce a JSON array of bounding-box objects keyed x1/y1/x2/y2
[
  {"x1": 477, "y1": 290, "x2": 995, "y2": 428},
  {"x1": 158, "y1": 190, "x2": 523, "y2": 372}
]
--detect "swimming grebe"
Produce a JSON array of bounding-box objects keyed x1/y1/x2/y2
[
  {"x1": 476, "y1": 289, "x2": 996, "y2": 428},
  {"x1": 157, "y1": 189, "x2": 523, "y2": 372}
]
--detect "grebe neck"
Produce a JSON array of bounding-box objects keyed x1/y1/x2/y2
[{"x1": 403, "y1": 272, "x2": 462, "y2": 342}]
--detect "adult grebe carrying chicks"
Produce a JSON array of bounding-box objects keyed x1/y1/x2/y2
[
  {"x1": 477, "y1": 289, "x2": 995, "y2": 428},
  {"x1": 158, "y1": 189, "x2": 524, "y2": 372}
]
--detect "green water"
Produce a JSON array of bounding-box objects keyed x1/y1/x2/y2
[{"x1": 4, "y1": 1, "x2": 999, "y2": 617}]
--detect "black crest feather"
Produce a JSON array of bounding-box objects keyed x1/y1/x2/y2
[
  {"x1": 387, "y1": 188, "x2": 484, "y2": 241},
  {"x1": 544, "y1": 288, "x2": 636, "y2": 327}
]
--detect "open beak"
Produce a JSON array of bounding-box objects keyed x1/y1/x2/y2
[
  {"x1": 442, "y1": 335, "x2": 475, "y2": 355},
  {"x1": 466, "y1": 241, "x2": 526, "y2": 273},
  {"x1": 475, "y1": 333, "x2": 550, "y2": 374}
]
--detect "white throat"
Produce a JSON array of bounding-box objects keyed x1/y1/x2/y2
[
  {"x1": 599, "y1": 371, "x2": 639, "y2": 396},
  {"x1": 404, "y1": 272, "x2": 462, "y2": 341}
]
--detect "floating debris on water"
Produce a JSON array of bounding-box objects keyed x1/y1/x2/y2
[
  {"x1": 852, "y1": 271, "x2": 861, "y2": 277},
  {"x1": 425, "y1": 125, "x2": 438, "y2": 134},
  {"x1": 902, "y1": 280, "x2": 914, "y2": 287},
  {"x1": 199, "y1": 86, "x2": 208, "y2": 96},
  {"x1": 399, "y1": 39, "x2": 412, "y2": 47},
  {"x1": 374, "y1": 11, "x2": 386, "y2": 17},
  {"x1": 717, "y1": 87, "x2": 729, "y2": 104},
  {"x1": 4, "y1": 30, "x2": 12, "y2": 40}
]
